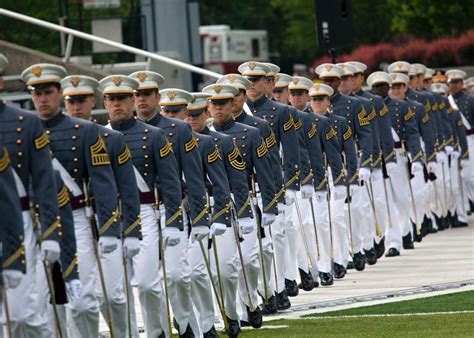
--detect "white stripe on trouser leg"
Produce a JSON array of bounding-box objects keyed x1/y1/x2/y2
[
  {"x1": 163, "y1": 204, "x2": 192, "y2": 335},
  {"x1": 131, "y1": 204, "x2": 165, "y2": 337},
  {"x1": 98, "y1": 243, "x2": 127, "y2": 337},
  {"x1": 8, "y1": 211, "x2": 49, "y2": 338},
  {"x1": 209, "y1": 227, "x2": 239, "y2": 321},
  {"x1": 312, "y1": 196, "x2": 331, "y2": 273},
  {"x1": 188, "y1": 235, "x2": 215, "y2": 333},
  {"x1": 66, "y1": 208, "x2": 100, "y2": 338}
]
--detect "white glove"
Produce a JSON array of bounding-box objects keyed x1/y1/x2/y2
[
  {"x1": 301, "y1": 185, "x2": 314, "y2": 199},
  {"x1": 427, "y1": 161, "x2": 437, "y2": 173},
  {"x1": 411, "y1": 162, "x2": 423, "y2": 173},
  {"x1": 123, "y1": 237, "x2": 140, "y2": 258},
  {"x1": 209, "y1": 222, "x2": 227, "y2": 237},
  {"x1": 41, "y1": 240, "x2": 61, "y2": 264},
  {"x1": 99, "y1": 236, "x2": 119, "y2": 255},
  {"x1": 190, "y1": 226, "x2": 209, "y2": 243},
  {"x1": 162, "y1": 227, "x2": 181, "y2": 247},
  {"x1": 262, "y1": 213, "x2": 276, "y2": 227},
  {"x1": 451, "y1": 150, "x2": 460, "y2": 160},
  {"x1": 386, "y1": 161, "x2": 397, "y2": 175},
  {"x1": 358, "y1": 167, "x2": 371, "y2": 183},
  {"x1": 445, "y1": 145, "x2": 453, "y2": 155},
  {"x1": 2, "y1": 270, "x2": 23, "y2": 289},
  {"x1": 277, "y1": 203, "x2": 285, "y2": 213},
  {"x1": 239, "y1": 217, "x2": 255, "y2": 235},
  {"x1": 437, "y1": 151, "x2": 447, "y2": 164},
  {"x1": 315, "y1": 191, "x2": 327, "y2": 203},
  {"x1": 332, "y1": 185, "x2": 347, "y2": 200},
  {"x1": 285, "y1": 189, "x2": 297, "y2": 205},
  {"x1": 65, "y1": 279, "x2": 83, "y2": 303},
  {"x1": 460, "y1": 159, "x2": 469, "y2": 169},
  {"x1": 349, "y1": 184, "x2": 358, "y2": 196}
]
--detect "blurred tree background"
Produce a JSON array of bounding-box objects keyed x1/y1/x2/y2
[{"x1": 1, "y1": 0, "x2": 473, "y2": 70}]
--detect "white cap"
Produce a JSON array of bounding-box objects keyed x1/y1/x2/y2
[
  {"x1": 347, "y1": 61, "x2": 367, "y2": 74},
  {"x1": 387, "y1": 61, "x2": 411, "y2": 74},
  {"x1": 431, "y1": 83, "x2": 448, "y2": 94},
  {"x1": 99, "y1": 75, "x2": 139, "y2": 95},
  {"x1": 367, "y1": 71, "x2": 392, "y2": 87},
  {"x1": 159, "y1": 88, "x2": 194, "y2": 107},
  {"x1": 21, "y1": 63, "x2": 67, "y2": 87},
  {"x1": 315, "y1": 63, "x2": 344, "y2": 79},
  {"x1": 408, "y1": 65, "x2": 421, "y2": 76},
  {"x1": 308, "y1": 83, "x2": 334, "y2": 97},
  {"x1": 424, "y1": 68, "x2": 435, "y2": 79},
  {"x1": 188, "y1": 93, "x2": 211, "y2": 114},
  {"x1": 202, "y1": 84, "x2": 239, "y2": 100},
  {"x1": 390, "y1": 72, "x2": 409, "y2": 85},
  {"x1": 445, "y1": 69, "x2": 467, "y2": 82},
  {"x1": 238, "y1": 61, "x2": 271, "y2": 77},
  {"x1": 337, "y1": 63, "x2": 356, "y2": 76},
  {"x1": 61, "y1": 75, "x2": 99, "y2": 97},
  {"x1": 465, "y1": 77, "x2": 474, "y2": 88},
  {"x1": 0, "y1": 54, "x2": 8, "y2": 76},
  {"x1": 273, "y1": 73, "x2": 293, "y2": 88},
  {"x1": 263, "y1": 63, "x2": 281, "y2": 77},
  {"x1": 412, "y1": 63, "x2": 427, "y2": 75},
  {"x1": 216, "y1": 74, "x2": 251, "y2": 91},
  {"x1": 129, "y1": 71, "x2": 165, "y2": 90},
  {"x1": 288, "y1": 76, "x2": 313, "y2": 91}
]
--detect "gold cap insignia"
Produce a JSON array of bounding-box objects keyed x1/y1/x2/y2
[
  {"x1": 227, "y1": 74, "x2": 236, "y2": 83},
  {"x1": 325, "y1": 64, "x2": 333, "y2": 71},
  {"x1": 112, "y1": 76, "x2": 123, "y2": 86},
  {"x1": 69, "y1": 76, "x2": 81, "y2": 87},
  {"x1": 190, "y1": 97, "x2": 196, "y2": 104},
  {"x1": 292, "y1": 78, "x2": 299, "y2": 84},
  {"x1": 214, "y1": 85, "x2": 222, "y2": 94},
  {"x1": 137, "y1": 72, "x2": 147, "y2": 83},
  {"x1": 397, "y1": 63, "x2": 403, "y2": 69},
  {"x1": 313, "y1": 83, "x2": 320, "y2": 90},
  {"x1": 249, "y1": 62, "x2": 256, "y2": 70},
  {"x1": 167, "y1": 91, "x2": 176, "y2": 101},
  {"x1": 32, "y1": 65, "x2": 42, "y2": 77},
  {"x1": 390, "y1": 73, "x2": 397, "y2": 80}
]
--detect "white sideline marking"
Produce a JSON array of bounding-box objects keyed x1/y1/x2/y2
[{"x1": 291, "y1": 310, "x2": 474, "y2": 320}]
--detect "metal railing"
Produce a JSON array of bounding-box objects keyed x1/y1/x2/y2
[{"x1": 0, "y1": 8, "x2": 222, "y2": 80}]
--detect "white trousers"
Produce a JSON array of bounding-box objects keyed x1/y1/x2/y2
[
  {"x1": 370, "y1": 169, "x2": 389, "y2": 244},
  {"x1": 295, "y1": 196, "x2": 320, "y2": 277},
  {"x1": 348, "y1": 184, "x2": 373, "y2": 254}
]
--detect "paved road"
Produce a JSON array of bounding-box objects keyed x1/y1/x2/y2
[{"x1": 99, "y1": 218, "x2": 474, "y2": 336}]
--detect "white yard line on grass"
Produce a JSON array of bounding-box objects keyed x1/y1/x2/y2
[{"x1": 290, "y1": 310, "x2": 474, "y2": 320}]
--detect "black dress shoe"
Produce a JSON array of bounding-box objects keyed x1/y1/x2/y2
[
  {"x1": 158, "y1": 331, "x2": 166, "y2": 338},
  {"x1": 429, "y1": 226, "x2": 438, "y2": 234},
  {"x1": 375, "y1": 237, "x2": 385, "y2": 259},
  {"x1": 226, "y1": 316, "x2": 240, "y2": 338},
  {"x1": 470, "y1": 200, "x2": 474, "y2": 213},
  {"x1": 179, "y1": 324, "x2": 195, "y2": 338},
  {"x1": 285, "y1": 278, "x2": 299, "y2": 297},
  {"x1": 365, "y1": 248, "x2": 378, "y2": 265},
  {"x1": 276, "y1": 290, "x2": 291, "y2": 310},
  {"x1": 261, "y1": 294, "x2": 278, "y2": 315},
  {"x1": 412, "y1": 222, "x2": 423, "y2": 243},
  {"x1": 452, "y1": 219, "x2": 468, "y2": 228},
  {"x1": 319, "y1": 272, "x2": 334, "y2": 286},
  {"x1": 353, "y1": 252, "x2": 366, "y2": 271},
  {"x1": 204, "y1": 326, "x2": 218, "y2": 338},
  {"x1": 298, "y1": 269, "x2": 315, "y2": 291},
  {"x1": 333, "y1": 263, "x2": 346, "y2": 279},
  {"x1": 347, "y1": 261, "x2": 354, "y2": 270},
  {"x1": 402, "y1": 234, "x2": 414, "y2": 249},
  {"x1": 246, "y1": 305, "x2": 263, "y2": 328},
  {"x1": 435, "y1": 215, "x2": 445, "y2": 231},
  {"x1": 385, "y1": 248, "x2": 400, "y2": 257}
]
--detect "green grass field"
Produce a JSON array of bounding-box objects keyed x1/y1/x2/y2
[{"x1": 239, "y1": 291, "x2": 474, "y2": 337}]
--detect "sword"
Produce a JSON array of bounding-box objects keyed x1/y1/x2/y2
[
  {"x1": 294, "y1": 197, "x2": 314, "y2": 268},
  {"x1": 309, "y1": 197, "x2": 321, "y2": 260},
  {"x1": 153, "y1": 188, "x2": 173, "y2": 338},
  {"x1": 382, "y1": 175, "x2": 394, "y2": 229},
  {"x1": 82, "y1": 180, "x2": 115, "y2": 338},
  {"x1": 346, "y1": 185, "x2": 355, "y2": 256},
  {"x1": 2, "y1": 286, "x2": 12, "y2": 338}
]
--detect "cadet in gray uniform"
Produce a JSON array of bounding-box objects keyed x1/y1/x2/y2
[
  {"x1": 205, "y1": 83, "x2": 278, "y2": 330},
  {"x1": 130, "y1": 70, "x2": 208, "y2": 337},
  {"x1": 61, "y1": 74, "x2": 141, "y2": 337},
  {"x1": 101, "y1": 74, "x2": 184, "y2": 338},
  {"x1": 22, "y1": 63, "x2": 118, "y2": 337},
  {"x1": 0, "y1": 94, "x2": 62, "y2": 337},
  {"x1": 368, "y1": 72, "x2": 422, "y2": 258}
]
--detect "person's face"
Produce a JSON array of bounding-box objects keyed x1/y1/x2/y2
[
  {"x1": 272, "y1": 87, "x2": 289, "y2": 104},
  {"x1": 264, "y1": 77, "x2": 275, "y2": 97},
  {"x1": 288, "y1": 91, "x2": 309, "y2": 110},
  {"x1": 208, "y1": 98, "x2": 234, "y2": 124},
  {"x1": 133, "y1": 89, "x2": 160, "y2": 118},
  {"x1": 103, "y1": 94, "x2": 135, "y2": 123},
  {"x1": 321, "y1": 77, "x2": 341, "y2": 93},
  {"x1": 30, "y1": 85, "x2": 63, "y2": 119},
  {"x1": 185, "y1": 109, "x2": 209, "y2": 132},
  {"x1": 161, "y1": 106, "x2": 188, "y2": 120},
  {"x1": 339, "y1": 75, "x2": 354, "y2": 95},
  {"x1": 371, "y1": 83, "x2": 390, "y2": 97},
  {"x1": 408, "y1": 75, "x2": 418, "y2": 89},
  {"x1": 353, "y1": 73, "x2": 364, "y2": 90},
  {"x1": 64, "y1": 95, "x2": 95, "y2": 120},
  {"x1": 310, "y1": 95, "x2": 330, "y2": 115},
  {"x1": 389, "y1": 83, "x2": 406, "y2": 100},
  {"x1": 423, "y1": 78, "x2": 432, "y2": 89},
  {"x1": 231, "y1": 90, "x2": 246, "y2": 115},
  {"x1": 448, "y1": 79, "x2": 463, "y2": 94},
  {"x1": 417, "y1": 74, "x2": 424, "y2": 88},
  {"x1": 246, "y1": 76, "x2": 265, "y2": 100}
]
